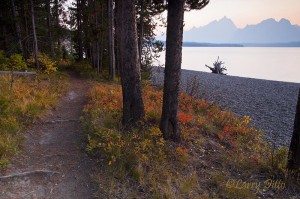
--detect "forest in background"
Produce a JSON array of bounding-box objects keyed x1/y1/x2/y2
[{"x1": 0, "y1": 0, "x2": 165, "y2": 79}]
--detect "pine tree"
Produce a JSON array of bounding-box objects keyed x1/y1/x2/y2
[
  {"x1": 30, "y1": 0, "x2": 39, "y2": 69},
  {"x1": 160, "y1": 0, "x2": 209, "y2": 141},
  {"x1": 116, "y1": 0, "x2": 145, "y2": 125}
]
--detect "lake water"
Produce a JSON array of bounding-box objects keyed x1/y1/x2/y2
[{"x1": 156, "y1": 47, "x2": 300, "y2": 83}]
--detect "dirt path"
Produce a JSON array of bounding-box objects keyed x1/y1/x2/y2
[{"x1": 0, "y1": 74, "x2": 98, "y2": 199}]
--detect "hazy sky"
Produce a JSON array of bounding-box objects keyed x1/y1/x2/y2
[
  {"x1": 184, "y1": 0, "x2": 300, "y2": 30},
  {"x1": 66, "y1": 0, "x2": 299, "y2": 33}
]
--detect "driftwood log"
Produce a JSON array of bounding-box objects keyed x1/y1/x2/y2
[{"x1": 205, "y1": 56, "x2": 227, "y2": 75}]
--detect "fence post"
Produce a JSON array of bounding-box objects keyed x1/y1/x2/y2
[{"x1": 10, "y1": 72, "x2": 14, "y2": 90}]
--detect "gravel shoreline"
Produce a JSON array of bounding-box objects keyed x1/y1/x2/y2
[{"x1": 152, "y1": 67, "x2": 300, "y2": 146}]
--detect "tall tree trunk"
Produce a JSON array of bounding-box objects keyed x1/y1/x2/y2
[
  {"x1": 11, "y1": 0, "x2": 23, "y2": 54},
  {"x1": 96, "y1": 41, "x2": 100, "y2": 73},
  {"x1": 288, "y1": 89, "x2": 300, "y2": 169},
  {"x1": 46, "y1": 0, "x2": 54, "y2": 57},
  {"x1": 0, "y1": 9, "x2": 8, "y2": 53},
  {"x1": 54, "y1": 0, "x2": 61, "y2": 51},
  {"x1": 76, "y1": 0, "x2": 83, "y2": 60},
  {"x1": 115, "y1": 0, "x2": 120, "y2": 76},
  {"x1": 2, "y1": 25, "x2": 9, "y2": 54},
  {"x1": 160, "y1": 0, "x2": 185, "y2": 141},
  {"x1": 30, "y1": 0, "x2": 39, "y2": 69},
  {"x1": 115, "y1": 36, "x2": 120, "y2": 76},
  {"x1": 21, "y1": 0, "x2": 30, "y2": 58},
  {"x1": 99, "y1": 0, "x2": 105, "y2": 73},
  {"x1": 91, "y1": 42, "x2": 95, "y2": 68},
  {"x1": 108, "y1": 0, "x2": 115, "y2": 80},
  {"x1": 116, "y1": 0, "x2": 145, "y2": 125},
  {"x1": 138, "y1": 0, "x2": 144, "y2": 66},
  {"x1": 94, "y1": 5, "x2": 100, "y2": 73}
]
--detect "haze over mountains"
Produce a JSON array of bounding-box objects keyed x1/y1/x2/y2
[{"x1": 157, "y1": 17, "x2": 300, "y2": 45}]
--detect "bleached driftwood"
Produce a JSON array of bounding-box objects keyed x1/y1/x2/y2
[{"x1": 205, "y1": 56, "x2": 227, "y2": 75}]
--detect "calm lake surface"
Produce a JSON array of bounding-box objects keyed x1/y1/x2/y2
[{"x1": 156, "y1": 47, "x2": 300, "y2": 83}]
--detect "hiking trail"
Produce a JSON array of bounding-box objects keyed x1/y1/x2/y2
[{"x1": 0, "y1": 74, "x2": 98, "y2": 199}]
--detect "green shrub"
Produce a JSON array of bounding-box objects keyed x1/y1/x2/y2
[
  {"x1": 27, "y1": 53, "x2": 57, "y2": 74},
  {"x1": 72, "y1": 61, "x2": 93, "y2": 72},
  {"x1": 57, "y1": 59, "x2": 73, "y2": 70},
  {"x1": 0, "y1": 52, "x2": 28, "y2": 71},
  {"x1": 272, "y1": 146, "x2": 289, "y2": 171},
  {"x1": 9, "y1": 54, "x2": 28, "y2": 71},
  {"x1": 72, "y1": 61, "x2": 99, "y2": 79}
]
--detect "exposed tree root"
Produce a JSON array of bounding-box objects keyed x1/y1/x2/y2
[
  {"x1": 0, "y1": 170, "x2": 60, "y2": 180},
  {"x1": 44, "y1": 119, "x2": 79, "y2": 124}
]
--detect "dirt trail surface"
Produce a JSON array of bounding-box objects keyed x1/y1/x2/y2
[{"x1": 0, "y1": 74, "x2": 98, "y2": 199}]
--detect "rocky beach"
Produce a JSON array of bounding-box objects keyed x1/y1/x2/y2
[{"x1": 152, "y1": 67, "x2": 300, "y2": 146}]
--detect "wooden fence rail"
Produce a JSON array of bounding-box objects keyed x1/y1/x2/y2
[{"x1": 0, "y1": 71, "x2": 37, "y2": 77}]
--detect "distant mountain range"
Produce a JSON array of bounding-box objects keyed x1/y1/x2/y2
[{"x1": 156, "y1": 17, "x2": 300, "y2": 46}]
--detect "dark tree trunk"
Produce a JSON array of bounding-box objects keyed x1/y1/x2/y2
[
  {"x1": 288, "y1": 89, "x2": 300, "y2": 169},
  {"x1": 108, "y1": 0, "x2": 115, "y2": 80},
  {"x1": 96, "y1": 41, "x2": 100, "y2": 73},
  {"x1": 97, "y1": 0, "x2": 104, "y2": 73},
  {"x1": 11, "y1": 0, "x2": 23, "y2": 53},
  {"x1": 54, "y1": 0, "x2": 61, "y2": 51},
  {"x1": 76, "y1": 0, "x2": 83, "y2": 60},
  {"x1": 0, "y1": 9, "x2": 8, "y2": 53},
  {"x1": 116, "y1": 0, "x2": 145, "y2": 125},
  {"x1": 21, "y1": 0, "x2": 30, "y2": 58},
  {"x1": 2, "y1": 25, "x2": 9, "y2": 54},
  {"x1": 46, "y1": 0, "x2": 54, "y2": 57},
  {"x1": 160, "y1": 0, "x2": 185, "y2": 141},
  {"x1": 115, "y1": 0, "x2": 121, "y2": 76},
  {"x1": 82, "y1": 0, "x2": 90, "y2": 60},
  {"x1": 138, "y1": 0, "x2": 144, "y2": 66},
  {"x1": 93, "y1": 5, "x2": 100, "y2": 73},
  {"x1": 30, "y1": 0, "x2": 39, "y2": 69}
]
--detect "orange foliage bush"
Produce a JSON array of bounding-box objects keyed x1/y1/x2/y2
[
  {"x1": 178, "y1": 111, "x2": 194, "y2": 124},
  {"x1": 83, "y1": 81, "x2": 273, "y2": 198},
  {"x1": 176, "y1": 146, "x2": 188, "y2": 156}
]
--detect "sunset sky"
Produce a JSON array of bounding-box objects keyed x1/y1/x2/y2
[
  {"x1": 184, "y1": 0, "x2": 300, "y2": 29},
  {"x1": 66, "y1": 0, "x2": 300, "y2": 33},
  {"x1": 155, "y1": 0, "x2": 300, "y2": 35}
]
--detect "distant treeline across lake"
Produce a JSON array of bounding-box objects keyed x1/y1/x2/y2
[{"x1": 181, "y1": 41, "x2": 300, "y2": 47}]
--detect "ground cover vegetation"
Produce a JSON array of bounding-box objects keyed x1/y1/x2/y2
[
  {"x1": 0, "y1": 51, "x2": 68, "y2": 168},
  {"x1": 83, "y1": 81, "x2": 300, "y2": 198}
]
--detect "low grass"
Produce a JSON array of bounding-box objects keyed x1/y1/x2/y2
[
  {"x1": 0, "y1": 72, "x2": 68, "y2": 167},
  {"x1": 83, "y1": 81, "x2": 300, "y2": 198}
]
